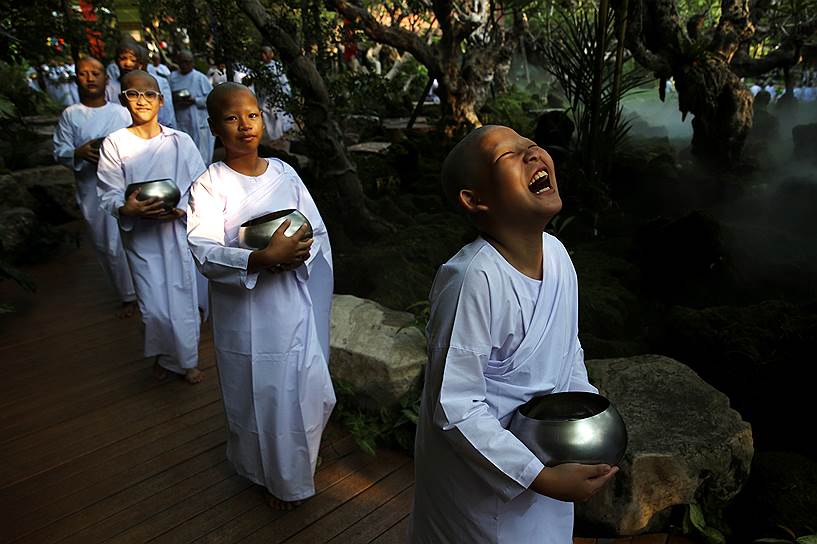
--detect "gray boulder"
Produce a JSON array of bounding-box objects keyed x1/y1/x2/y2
[
  {"x1": 0, "y1": 208, "x2": 38, "y2": 257},
  {"x1": 0, "y1": 174, "x2": 37, "y2": 211},
  {"x1": 576, "y1": 354, "x2": 753, "y2": 535},
  {"x1": 329, "y1": 294, "x2": 425, "y2": 407},
  {"x1": 11, "y1": 165, "x2": 79, "y2": 223}
]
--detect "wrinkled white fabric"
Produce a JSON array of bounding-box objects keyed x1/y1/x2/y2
[
  {"x1": 97, "y1": 125, "x2": 206, "y2": 374},
  {"x1": 187, "y1": 158, "x2": 335, "y2": 500},
  {"x1": 53, "y1": 102, "x2": 135, "y2": 302},
  {"x1": 410, "y1": 233, "x2": 597, "y2": 543},
  {"x1": 168, "y1": 69, "x2": 214, "y2": 164}
]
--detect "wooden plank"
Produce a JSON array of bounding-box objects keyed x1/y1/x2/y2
[
  {"x1": 59, "y1": 461, "x2": 243, "y2": 544},
  {"x1": 241, "y1": 450, "x2": 409, "y2": 544},
  {"x1": 9, "y1": 438, "x2": 227, "y2": 544},
  {"x1": 0, "y1": 367, "x2": 219, "y2": 473},
  {"x1": 194, "y1": 448, "x2": 377, "y2": 544},
  {"x1": 369, "y1": 515, "x2": 410, "y2": 544},
  {"x1": 1, "y1": 407, "x2": 226, "y2": 517},
  {"x1": 287, "y1": 462, "x2": 414, "y2": 544},
  {"x1": 325, "y1": 485, "x2": 414, "y2": 544},
  {"x1": 149, "y1": 485, "x2": 266, "y2": 544}
]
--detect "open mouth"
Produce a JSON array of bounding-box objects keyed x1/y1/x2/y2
[{"x1": 528, "y1": 168, "x2": 552, "y2": 194}]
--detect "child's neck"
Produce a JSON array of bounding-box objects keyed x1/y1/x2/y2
[
  {"x1": 225, "y1": 150, "x2": 267, "y2": 177},
  {"x1": 127, "y1": 119, "x2": 161, "y2": 139},
  {"x1": 482, "y1": 226, "x2": 545, "y2": 281},
  {"x1": 80, "y1": 95, "x2": 106, "y2": 108}
]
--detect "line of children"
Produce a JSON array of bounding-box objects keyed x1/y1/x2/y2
[
  {"x1": 60, "y1": 54, "x2": 618, "y2": 528},
  {"x1": 53, "y1": 56, "x2": 137, "y2": 318},
  {"x1": 97, "y1": 69, "x2": 205, "y2": 384}
]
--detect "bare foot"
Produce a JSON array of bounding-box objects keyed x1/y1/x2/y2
[
  {"x1": 267, "y1": 494, "x2": 303, "y2": 511},
  {"x1": 185, "y1": 368, "x2": 204, "y2": 384},
  {"x1": 152, "y1": 358, "x2": 168, "y2": 381},
  {"x1": 116, "y1": 300, "x2": 138, "y2": 319}
]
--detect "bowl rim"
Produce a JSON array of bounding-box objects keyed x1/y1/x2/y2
[
  {"x1": 240, "y1": 208, "x2": 304, "y2": 228},
  {"x1": 517, "y1": 391, "x2": 612, "y2": 422}
]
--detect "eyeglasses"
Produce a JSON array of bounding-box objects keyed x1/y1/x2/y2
[{"x1": 121, "y1": 89, "x2": 162, "y2": 102}]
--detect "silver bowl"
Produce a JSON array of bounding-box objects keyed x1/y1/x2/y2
[
  {"x1": 173, "y1": 89, "x2": 191, "y2": 99},
  {"x1": 509, "y1": 392, "x2": 627, "y2": 467},
  {"x1": 238, "y1": 209, "x2": 313, "y2": 250},
  {"x1": 124, "y1": 179, "x2": 181, "y2": 211}
]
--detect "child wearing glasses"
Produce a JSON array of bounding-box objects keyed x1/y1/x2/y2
[
  {"x1": 52, "y1": 56, "x2": 136, "y2": 318},
  {"x1": 97, "y1": 69, "x2": 206, "y2": 384}
]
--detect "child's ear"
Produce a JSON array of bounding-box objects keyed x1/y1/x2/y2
[
  {"x1": 459, "y1": 189, "x2": 489, "y2": 214},
  {"x1": 207, "y1": 117, "x2": 217, "y2": 136}
]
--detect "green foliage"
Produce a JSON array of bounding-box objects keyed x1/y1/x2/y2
[
  {"x1": 331, "y1": 377, "x2": 422, "y2": 455},
  {"x1": 1, "y1": 1, "x2": 119, "y2": 63},
  {"x1": 0, "y1": 62, "x2": 60, "y2": 119},
  {"x1": 683, "y1": 503, "x2": 727, "y2": 544},
  {"x1": 541, "y1": 5, "x2": 649, "y2": 211},
  {"x1": 753, "y1": 525, "x2": 817, "y2": 544},
  {"x1": 326, "y1": 71, "x2": 414, "y2": 118},
  {"x1": 480, "y1": 85, "x2": 542, "y2": 138}
]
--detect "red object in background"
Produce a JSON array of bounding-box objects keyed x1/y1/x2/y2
[
  {"x1": 80, "y1": 0, "x2": 106, "y2": 58},
  {"x1": 342, "y1": 17, "x2": 358, "y2": 62}
]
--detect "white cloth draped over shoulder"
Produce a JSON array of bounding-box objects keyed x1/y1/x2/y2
[
  {"x1": 409, "y1": 234, "x2": 598, "y2": 544},
  {"x1": 187, "y1": 159, "x2": 335, "y2": 501},
  {"x1": 168, "y1": 69, "x2": 214, "y2": 164},
  {"x1": 53, "y1": 102, "x2": 135, "y2": 303},
  {"x1": 97, "y1": 125, "x2": 207, "y2": 374}
]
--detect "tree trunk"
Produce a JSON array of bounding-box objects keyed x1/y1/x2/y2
[
  {"x1": 675, "y1": 55, "x2": 753, "y2": 166},
  {"x1": 236, "y1": 0, "x2": 392, "y2": 238}
]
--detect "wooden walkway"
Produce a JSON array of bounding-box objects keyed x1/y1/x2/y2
[{"x1": 0, "y1": 228, "x2": 695, "y2": 544}]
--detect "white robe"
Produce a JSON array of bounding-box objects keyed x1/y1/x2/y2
[
  {"x1": 168, "y1": 69, "x2": 214, "y2": 164},
  {"x1": 187, "y1": 159, "x2": 336, "y2": 500},
  {"x1": 97, "y1": 125, "x2": 206, "y2": 374},
  {"x1": 53, "y1": 102, "x2": 135, "y2": 303},
  {"x1": 409, "y1": 234, "x2": 598, "y2": 544},
  {"x1": 258, "y1": 61, "x2": 294, "y2": 141}
]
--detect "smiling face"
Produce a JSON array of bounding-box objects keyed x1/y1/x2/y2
[
  {"x1": 116, "y1": 49, "x2": 140, "y2": 74},
  {"x1": 207, "y1": 84, "x2": 263, "y2": 156},
  {"x1": 76, "y1": 58, "x2": 106, "y2": 100},
  {"x1": 119, "y1": 71, "x2": 163, "y2": 126},
  {"x1": 456, "y1": 125, "x2": 562, "y2": 227}
]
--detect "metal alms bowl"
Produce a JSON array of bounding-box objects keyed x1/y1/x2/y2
[
  {"x1": 509, "y1": 392, "x2": 628, "y2": 467},
  {"x1": 124, "y1": 179, "x2": 181, "y2": 211},
  {"x1": 238, "y1": 209, "x2": 313, "y2": 250}
]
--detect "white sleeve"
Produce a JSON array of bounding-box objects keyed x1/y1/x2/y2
[
  {"x1": 293, "y1": 174, "x2": 329, "y2": 283},
  {"x1": 96, "y1": 136, "x2": 135, "y2": 231},
  {"x1": 429, "y1": 268, "x2": 545, "y2": 502},
  {"x1": 568, "y1": 338, "x2": 599, "y2": 394},
  {"x1": 52, "y1": 113, "x2": 79, "y2": 170},
  {"x1": 187, "y1": 170, "x2": 259, "y2": 289}
]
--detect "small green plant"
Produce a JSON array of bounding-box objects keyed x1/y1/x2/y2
[
  {"x1": 753, "y1": 525, "x2": 817, "y2": 543},
  {"x1": 683, "y1": 503, "x2": 726, "y2": 544},
  {"x1": 331, "y1": 377, "x2": 422, "y2": 455}
]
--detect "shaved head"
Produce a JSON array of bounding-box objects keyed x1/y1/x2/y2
[
  {"x1": 77, "y1": 56, "x2": 104, "y2": 72},
  {"x1": 120, "y1": 69, "x2": 159, "y2": 91},
  {"x1": 206, "y1": 82, "x2": 258, "y2": 118},
  {"x1": 441, "y1": 125, "x2": 503, "y2": 209},
  {"x1": 177, "y1": 50, "x2": 194, "y2": 63}
]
